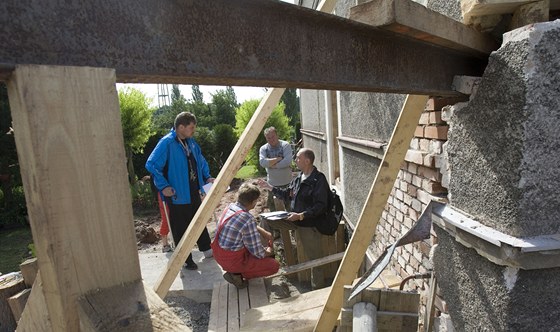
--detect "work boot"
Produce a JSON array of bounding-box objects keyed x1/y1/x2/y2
[
  {"x1": 223, "y1": 272, "x2": 248, "y2": 289},
  {"x1": 184, "y1": 261, "x2": 198, "y2": 270}
]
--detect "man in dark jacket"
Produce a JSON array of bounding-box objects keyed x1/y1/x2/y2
[
  {"x1": 146, "y1": 112, "x2": 214, "y2": 270},
  {"x1": 258, "y1": 148, "x2": 330, "y2": 289}
]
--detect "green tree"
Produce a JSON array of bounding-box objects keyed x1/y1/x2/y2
[
  {"x1": 281, "y1": 88, "x2": 301, "y2": 141},
  {"x1": 213, "y1": 124, "x2": 237, "y2": 169},
  {"x1": 210, "y1": 87, "x2": 238, "y2": 127},
  {"x1": 192, "y1": 85, "x2": 204, "y2": 104},
  {"x1": 193, "y1": 127, "x2": 218, "y2": 175},
  {"x1": 234, "y1": 99, "x2": 291, "y2": 171},
  {"x1": 118, "y1": 87, "x2": 155, "y2": 183}
]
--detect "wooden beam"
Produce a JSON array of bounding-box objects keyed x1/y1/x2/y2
[
  {"x1": 8, "y1": 289, "x2": 32, "y2": 324},
  {"x1": 510, "y1": 0, "x2": 550, "y2": 29},
  {"x1": 266, "y1": 252, "x2": 345, "y2": 279},
  {"x1": 1, "y1": 274, "x2": 26, "y2": 331},
  {"x1": 0, "y1": 0, "x2": 486, "y2": 95},
  {"x1": 461, "y1": 0, "x2": 560, "y2": 25},
  {"x1": 314, "y1": 95, "x2": 429, "y2": 331},
  {"x1": 352, "y1": 302, "x2": 377, "y2": 332},
  {"x1": 16, "y1": 273, "x2": 52, "y2": 332},
  {"x1": 7, "y1": 65, "x2": 141, "y2": 331},
  {"x1": 153, "y1": 88, "x2": 285, "y2": 298},
  {"x1": 350, "y1": 0, "x2": 498, "y2": 56},
  {"x1": 19, "y1": 258, "x2": 38, "y2": 288},
  {"x1": 77, "y1": 281, "x2": 190, "y2": 331}
]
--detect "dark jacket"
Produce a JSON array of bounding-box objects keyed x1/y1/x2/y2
[{"x1": 272, "y1": 167, "x2": 329, "y2": 228}]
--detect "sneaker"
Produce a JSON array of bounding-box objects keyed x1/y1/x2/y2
[
  {"x1": 223, "y1": 272, "x2": 248, "y2": 289},
  {"x1": 162, "y1": 244, "x2": 172, "y2": 253},
  {"x1": 184, "y1": 261, "x2": 198, "y2": 270},
  {"x1": 203, "y1": 249, "x2": 213, "y2": 258}
]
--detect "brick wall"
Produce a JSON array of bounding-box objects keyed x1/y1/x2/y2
[{"x1": 371, "y1": 96, "x2": 466, "y2": 325}]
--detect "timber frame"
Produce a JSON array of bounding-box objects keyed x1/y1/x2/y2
[{"x1": 0, "y1": 0, "x2": 510, "y2": 330}]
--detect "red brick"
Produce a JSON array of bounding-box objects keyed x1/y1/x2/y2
[
  {"x1": 429, "y1": 111, "x2": 442, "y2": 124},
  {"x1": 414, "y1": 125, "x2": 425, "y2": 138},
  {"x1": 407, "y1": 185, "x2": 417, "y2": 196},
  {"x1": 423, "y1": 154, "x2": 436, "y2": 168},
  {"x1": 405, "y1": 149, "x2": 424, "y2": 165},
  {"x1": 418, "y1": 112, "x2": 429, "y2": 125},
  {"x1": 422, "y1": 179, "x2": 447, "y2": 194},
  {"x1": 425, "y1": 96, "x2": 468, "y2": 111},
  {"x1": 424, "y1": 125, "x2": 448, "y2": 140},
  {"x1": 408, "y1": 162, "x2": 418, "y2": 174},
  {"x1": 417, "y1": 165, "x2": 440, "y2": 181}
]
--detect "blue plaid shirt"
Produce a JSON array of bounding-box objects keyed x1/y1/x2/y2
[{"x1": 217, "y1": 203, "x2": 266, "y2": 258}]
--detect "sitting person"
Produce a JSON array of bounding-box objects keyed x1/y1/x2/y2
[{"x1": 211, "y1": 183, "x2": 279, "y2": 289}]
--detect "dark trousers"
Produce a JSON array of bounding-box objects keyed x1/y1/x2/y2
[{"x1": 167, "y1": 195, "x2": 211, "y2": 265}]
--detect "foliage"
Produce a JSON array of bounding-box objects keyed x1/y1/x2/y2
[
  {"x1": 210, "y1": 87, "x2": 238, "y2": 127},
  {"x1": 130, "y1": 179, "x2": 156, "y2": 209},
  {"x1": 281, "y1": 88, "x2": 300, "y2": 128},
  {"x1": 193, "y1": 127, "x2": 217, "y2": 175},
  {"x1": 0, "y1": 226, "x2": 33, "y2": 274},
  {"x1": 234, "y1": 99, "x2": 291, "y2": 171},
  {"x1": 0, "y1": 83, "x2": 27, "y2": 227},
  {"x1": 213, "y1": 124, "x2": 237, "y2": 169},
  {"x1": 118, "y1": 87, "x2": 156, "y2": 183},
  {"x1": 191, "y1": 85, "x2": 204, "y2": 104}
]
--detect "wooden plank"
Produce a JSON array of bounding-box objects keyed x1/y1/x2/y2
[
  {"x1": 1, "y1": 274, "x2": 26, "y2": 331},
  {"x1": 19, "y1": 258, "x2": 38, "y2": 288},
  {"x1": 8, "y1": 288, "x2": 31, "y2": 323},
  {"x1": 77, "y1": 280, "x2": 190, "y2": 331},
  {"x1": 241, "y1": 287, "x2": 330, "y2": 332},
  {"x1": 7, "y1": 65, "x2": 141, "y2": 331},
  {"x1": 216, "y1": 282, "x2": 229, "y2": 332},
  {"x1": 314, "y1": 95, "x2": 429, "y2": 332},
  {"x1": 461, "y1": 0, "x2": 560, "y2": 24},
  {"x1": 154, "y1": 88, "x2": 285, "y2": 298},
  {"x1": 227, "y1": 284, "x2": 240, "y2": 332},
  {"x1": 424, "y1": 275, "x2": 438, "y2": 332},
  {"x1": 16, "y1": 273, "x2": 51, "y2": 332},
  {"x1": 274, "y1": 197, "x2": 297, "y2": 267},
  {"x1": 295, "y1": 230, "x2": 310, "y2": 282},
  {"x1": 0, "y1": 0, "x2": 486, "y2": 96},
  {"x1": 267, "y1": 252, "x2": 345, "y2": 279},
  {"x1": 208, "y1": 283, "x2": 221, "y2": 332},
  {"x1": 377, "y1": 312, "x2": 419, "y2": 332},
  {"x1": 238, "y1": 286, "x2": 250, "y2": 328},
  {"x1": 247, "y1": 278, "x2": 268, "y2": 309},
  {"x1": 350, "y1": 0, "x2": 498, "y2": 56},
  {"x1": 510, "y1": 0, "x2": 550, "y2": 29},
  {"x1": 378, "y1": 289, "x2": 420, "y2": 313}
]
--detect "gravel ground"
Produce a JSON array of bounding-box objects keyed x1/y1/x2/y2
[{"x1": 164, "y1": 296, "x2": 211, "y2": 332}]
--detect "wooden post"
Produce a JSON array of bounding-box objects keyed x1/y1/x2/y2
[
  {"x1": 353, "y1": 302, "x2": 377, "y2": 332},
  {"x1": 19, "y1": 258, "x2": 38, "y2": 288},
  {"x1": 8, "y1": 65, "x2": 141, "y2": 331},
  {"x1": 8, "y1": 288, "x2": 31, "y2": 323},
  {"x1": 1, "y1": 274, "x2": 26, "y2": 331},
  {"x1": 154, "y1": 88, "x2": 285, "y2": 298},
  {"x1": 16, "y1": 273, "x2": 51, "y2": 332},
  {"x1": 314, "y1": 95, "x2": 429, "y2": 331}
]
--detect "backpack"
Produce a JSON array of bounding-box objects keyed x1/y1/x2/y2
[{"x1": 316, "y1": 188, "x2": 344, "y2": 236}]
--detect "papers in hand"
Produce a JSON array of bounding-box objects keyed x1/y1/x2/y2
[
  {"x1": 260, "y1": 211, "x2": 290, "y2": 221},
  {"x1": 202, "y1": 182, "x2": 230, "y2": 194}
]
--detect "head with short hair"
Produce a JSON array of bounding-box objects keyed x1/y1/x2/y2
[
  {"x1": 298, "y1": 148, "x2": 315, "y2": 164},
  {"x1": 174, "y1": 112, "x2": 197, "y2": 129},
  {"x1": 237, "y1": 183, "x2": 261, "y2": 207},
  {"x1": 263, "y1": 127, "x2": 280, "y2": 147}
]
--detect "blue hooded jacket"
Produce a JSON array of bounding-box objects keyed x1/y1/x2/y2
[{"x1": 145, "y1": 129, "x2": 211, "y2": 204}]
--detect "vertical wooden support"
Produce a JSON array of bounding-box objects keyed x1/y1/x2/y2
[
  {"x1": 8, "y1": 65, "x2": 141, "y2": 331},
  {"x1": 154, "y1": 88, "x2": 285, "y2": 298},
  {"x1": 353, "y1": 302, "x2": 377, "y2": 332},
  {"x1": 314, "y1": 95, "x2": 429, "y2": 331},
  {"x1": 16, "y1": 273, "x2": 51, "y2": 332}
]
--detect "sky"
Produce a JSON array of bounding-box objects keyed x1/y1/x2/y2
[{"x1": 116, "y1": 83, "x2": 268, "y2": 108}]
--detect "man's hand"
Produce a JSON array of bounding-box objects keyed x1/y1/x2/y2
[
  {"x1": 265, "y1": 246, "x2": 274, "y2": 257},
  {"x1": 162, "y1": 187, "x2": 175, "y2": 197},
  {"x1": 287, "y1": 212, "x2": 304, "y2": 222},
  {"x1": 206, "y1": 177, "x2": 215, "y2": 183}
]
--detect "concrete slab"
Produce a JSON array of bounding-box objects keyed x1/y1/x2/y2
[{"x1": 139, "y1": 250, "x2": 224, "y2": 303}]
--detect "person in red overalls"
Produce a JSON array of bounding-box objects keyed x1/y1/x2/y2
[{"x1": 211, "y1": 183, "x2": 279, "y2": 289}]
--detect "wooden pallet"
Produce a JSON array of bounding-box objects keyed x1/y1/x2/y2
[{"x1": 208, "y1": 278, "x2": 269, "y2": 332}]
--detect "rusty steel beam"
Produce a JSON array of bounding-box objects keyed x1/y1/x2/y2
[{"x1": 0, "y1": 0, "x2": 486, "y2": 95}]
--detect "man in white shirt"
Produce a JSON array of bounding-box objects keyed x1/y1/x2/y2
[{"x1": 259, "y1": 127, "x2": 293, "y2": 211}]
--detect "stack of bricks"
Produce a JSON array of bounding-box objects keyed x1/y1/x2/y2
[{"x1": 372, "y1": 96, "x2": 467, "y2": 325}]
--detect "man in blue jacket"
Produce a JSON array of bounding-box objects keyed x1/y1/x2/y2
[{"x1": 146, "y1": 112, "x2": 215, "y2": 270}]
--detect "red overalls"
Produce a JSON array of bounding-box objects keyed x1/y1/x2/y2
[{"x1": 211, "y1": 207, "x2": 279, "y2": 279}]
